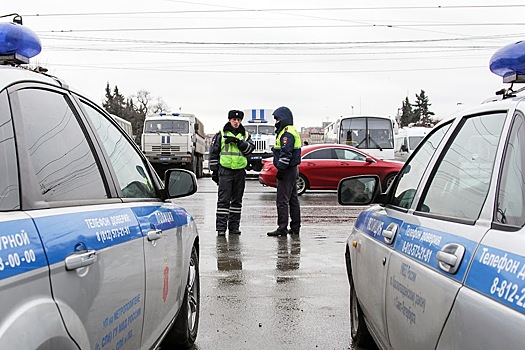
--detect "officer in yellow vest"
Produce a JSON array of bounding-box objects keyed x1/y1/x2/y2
[
  {"x1": 267, "y1": 106, "x2": 302, "y2": 236},
  {"x1": 209, "y1": 110, "x2": 255, "y2": 236}
]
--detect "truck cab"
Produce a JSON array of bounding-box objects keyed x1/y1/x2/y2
[
  {"x1": 141, "y1": 113, "x2": 206, "y2": 178},
  {"x1": 243, "y1": 109, "x2": 276, "y2": 172}
]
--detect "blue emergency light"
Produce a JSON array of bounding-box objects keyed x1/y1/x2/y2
[
  {"x1": 247, "y1": 109, "x2": 269, "y2": 123},
  {"x1": 0, "y1": 21, "x2": 41, "y2": 64},
  {"x1": 490, "y1": 41, "x2": 525, "y2": 83}
]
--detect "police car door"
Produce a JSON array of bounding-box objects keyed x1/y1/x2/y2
[
  {"x1": 78, "y1": 100, "x2": 185, "y2": 348},
  {"x1": 384, "y1": 113, "x2": 506, "y2": 349},
  {"x1": 9, "y1": 85, "x2": 146, "y2": 350},
  {"x1": 438, "y1": 107, "x2": 525, "y2": 349},
  {"x1": 0, "y1": 90, "x2": 76, "y2": 349}
]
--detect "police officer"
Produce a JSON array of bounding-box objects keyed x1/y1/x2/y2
[
  {"x1": 267, "y1": 106, "x2": 302, "y2": 236},
  {"x1": 209, "y1": 110, "x2": 255, "y2": 236}
]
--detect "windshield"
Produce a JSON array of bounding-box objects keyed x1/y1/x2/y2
[
  {"x1": 340, "y1": 117, "x2": 393, "y2": 149},
  {"x1": 244, "y1": 125, "x2": 257, "y2": 134},
  {"x1": 244, "y1": 125, "x2": 274, "y2": 135},
  {"x1": 145, "y1": 120, "x2": 189, "y2": 133}
]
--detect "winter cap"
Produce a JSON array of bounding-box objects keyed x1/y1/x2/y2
[{"x1": 228, "y1": 110, "x2": 244, "y2": 120}]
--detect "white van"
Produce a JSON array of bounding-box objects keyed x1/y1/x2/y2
[{"x1": 394, "y1": 126, "x2": 432, "y2": 161}]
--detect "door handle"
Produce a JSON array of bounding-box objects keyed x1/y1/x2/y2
[
  {"x1": 65, "y1": 250, "x2": 97, "y2": 271},
  {"x1": 381, "y1": 222, "x2": 398, "y2": 245},
  {"x1": 437, "y1": 244, "x2": 465, "y2": 274},
  {"x1": 147, "y1": 229, "x2": 163, "y2": 241}
]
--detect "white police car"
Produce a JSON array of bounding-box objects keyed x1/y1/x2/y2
[
  {"x1": 339, "y1": 40, "x2": 525, "y2": 349},
  {"x1": 0, "y1": 16, "x2": 200, "y2": 349}
]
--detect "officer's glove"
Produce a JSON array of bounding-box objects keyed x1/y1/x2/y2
[
  {"x1": 224, "y1": 136, "x2": 237, "y2": 144},
  {"x1": 276, "y1": 170, "x2": 284, "y2": 181},
  {"x1": 212, "y1": 172, "x2": 219, "y2": 185}
]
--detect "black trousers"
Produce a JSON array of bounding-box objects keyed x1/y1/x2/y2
[
  {"x1": 216, "y1": 166, "x2": 246, "y2": 231},
  {"x1": 276, "y1": 166, "x2": 301, "y2": 231}
]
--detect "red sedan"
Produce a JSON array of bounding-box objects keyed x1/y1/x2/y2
[{"x1": 259, "y1": 143, "x2": 403, "y2": 195}]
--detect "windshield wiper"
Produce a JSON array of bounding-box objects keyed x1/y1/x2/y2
[{"x1": 368, "y1": 136, "x2": 383, "y2": 151}]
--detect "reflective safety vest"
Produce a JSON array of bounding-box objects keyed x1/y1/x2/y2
[
  {"x1": 275, "y1": 125, "x2": 301, "y2": 149},
  {"x1": 219, "y1": 130, "x2": 248, "y2": 169}
]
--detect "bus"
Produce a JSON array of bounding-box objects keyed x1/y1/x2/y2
[{"x1": 324, "y1": 115, "x2": 395, "y2": 159}]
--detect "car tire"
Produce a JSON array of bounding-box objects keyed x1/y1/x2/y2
[
  {"x1": 350, "y1": 276, "x2": 374, "y2": 347},
  {"x1": 162, "y1": 245, "x2": 200, "y2": 348},
  {"x1": 296, "y1": 174, "x2": 308, "y2": 196},
  {"x1": 383, "y1": 173, "x2": 397, "y2": 192}
]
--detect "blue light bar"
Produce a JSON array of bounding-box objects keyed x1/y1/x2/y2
[
  {"x1": 0, "y1": 22, "x2": 41, "y2": 64},
  {"x1": 490, "y1": 41, "x2": 525, "y2": 83},
  {"x1": 247, "y1": 109, "x2": 269, "y2": 123}
]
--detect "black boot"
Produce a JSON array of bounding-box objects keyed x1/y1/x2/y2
[{"x1": 267, "y1": 229, "x2": 288, "y2": 236}]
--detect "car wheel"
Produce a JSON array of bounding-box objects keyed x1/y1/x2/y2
[
  {"x1": 383, "y1": 173, "x2": 397, "y2": 192},
  {"x1": 162, "y1": 245, "x2": 200, "y2": 348},
  {"x1": 350, "y1": 276, "x2": 374, "y2": 347},
  {"x1": 296, "y1": 174, "x2": 308, "y2": 196}
]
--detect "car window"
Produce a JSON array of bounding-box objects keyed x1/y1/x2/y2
[
  {"x1": 419, "y1": 113, "x2": 505, "y2": 220},
  {"x1": 334, "y1": 148, "x2": 366, "y2": 161},
  {"x1": 303, "y1": 148, "x2": 334, "y2": 160},
  {"x1": 15, "y1": 88, "x2": 107, "y2": 202},
  {"x1": 495, "y1": 112, "x2": 525, "y2": 227},
  {"x1": 81, "y1": 102, "x2": 157, "y2": 199},
  {"x1": 0, "y1": 91, "x2": 19, "y2": 210},
  {"x1": 390, "y1": 122, "x2": 450, "y2": 209}
]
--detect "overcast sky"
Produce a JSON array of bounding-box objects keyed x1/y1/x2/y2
[{"x1": 4, "y1": 1, "x2": 525, "y2": 133}]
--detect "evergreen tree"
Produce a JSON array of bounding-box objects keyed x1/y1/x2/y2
[
  {"x1": 102, "y1": 83, "x2": 126, "y2": 117},
  {"x1": 112, "y1": 86, "x2": 126, "y2": 117},
  {"x1": 102, "y1": 82, "x2": 113, "y2": 112},
  {"x1": 399, "y1": 96, "x2": 414, "y2": 127},
  {"x1": 412, "y1": 90, "x2": 434, "y2": 126}
]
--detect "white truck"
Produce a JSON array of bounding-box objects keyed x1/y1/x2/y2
[
  {"x1": 243, "y1": 109, "x2": 276, "y2": 172},
  {"x1": 394, "y1": 126, "x2": 433, "y2": 161},
  {"x1": 141, "y1": 112, "x2": 206, "y2": 177}
]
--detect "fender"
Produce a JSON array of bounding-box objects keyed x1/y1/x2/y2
[{"x1": 0, "y1": 298, "x2": 79, "y2": 349}]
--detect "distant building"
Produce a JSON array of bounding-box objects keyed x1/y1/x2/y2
[{"x1": 300, "y1": 126, "x2": 325, "y2": 144}]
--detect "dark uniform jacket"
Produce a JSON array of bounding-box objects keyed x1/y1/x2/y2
[{"x1": 272, "y1": 107, "x2": 301, "y2": 171}]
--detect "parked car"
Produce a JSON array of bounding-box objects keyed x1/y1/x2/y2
[
  {"x1": 339, "y1": 41, "x2": 525, "y2": 349},
  {"x1": 0, "y1": 19, "x2": 199, "y2": 349},
  {"x1": 259, "y1": 143, "x2": 403, "y2": 195}
]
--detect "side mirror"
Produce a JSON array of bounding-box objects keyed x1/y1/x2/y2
[
  {"x1": 165, "y1": 169, "x2": 198, "y2": 198},
  {"x1": 337, "y1": 175, "x2": 381, "y2": 205},
  {"x1": 400, "y1": 144, "x2": 408, "y2": 152},
  {"x1": 365, "y1": 156, "x2": 375, "y2": 163}
]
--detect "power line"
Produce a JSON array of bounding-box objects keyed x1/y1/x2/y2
[
  {"x1": 37, "y1": 22, "x2": 525, "y2": 34},
  {"x1": 21, "y1": 4, "x2": 525, "y2": 17},
  {"x1": 38, "y1": 32, "x2": 524, "y2": 45},
  {"x1": 40, "y1": 62, "x2": 486, "y2": 74}
]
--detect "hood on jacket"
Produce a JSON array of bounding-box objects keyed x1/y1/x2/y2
[{"x1": 273, "y1": 106, "x2": 293, "y2": 134}]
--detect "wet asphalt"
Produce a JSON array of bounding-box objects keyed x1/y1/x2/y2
[{"x1": 171, "y1": 177, "x2": 371, "y2": 350}]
